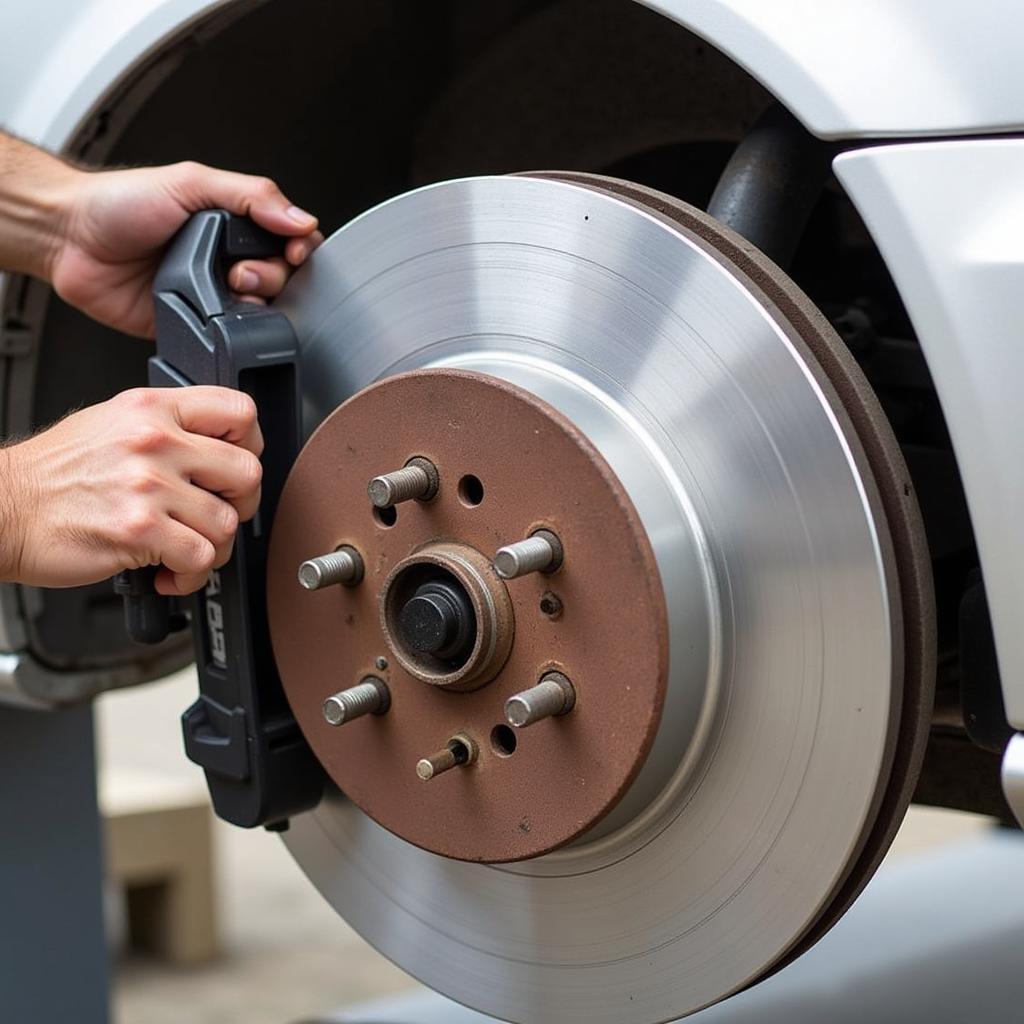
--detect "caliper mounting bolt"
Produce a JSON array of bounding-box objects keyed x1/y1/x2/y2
[
  {"x1": 416, "y1": 733, "x2": 477, "y2": 781},
  {"x1": 322, "y1": 676, "x2": 391, "y2": 726},
  {"x1": 298, "y1": 545, "x2": 364, "y2": 590},
  {"x1": 493, "y1": 529, "x2": 563, "y2": 580},
  {"x1": 368, "y1": 457, "x2": 439, "y2": 508},
  {"x1": 505, "y1": 672, "x2": 576, "y2": 729}
]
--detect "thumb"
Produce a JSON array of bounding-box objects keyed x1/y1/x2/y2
[{"x1": 167, "y1": 161, "x2": 318, "y2": 237}]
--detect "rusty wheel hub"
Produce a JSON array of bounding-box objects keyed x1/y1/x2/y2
[{"x1": 267, "y1": 369, "x2": 685, "y2": 862}]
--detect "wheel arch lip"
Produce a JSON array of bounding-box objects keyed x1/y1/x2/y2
[
  {"x1": 0, "y1": 0, "x2": 235, "y2": 150},
  {"x1": 641, "y1": 0, "x2": 1024, "y2": 139},
  {"x1": 3, "y1": 0, "x2": 1021, "y2": 153}
]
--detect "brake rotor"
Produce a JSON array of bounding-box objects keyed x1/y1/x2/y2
[{"x1": 269, "y1": 173, "x2": 934, "y2": 1022}]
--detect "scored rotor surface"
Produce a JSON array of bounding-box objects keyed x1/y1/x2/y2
[
  {"x1": 275, "y1": 174, "x2": 909, "y2": 1022},
  {"x1": 537, "y1": 171, "x2": 935, "y2": 968}
]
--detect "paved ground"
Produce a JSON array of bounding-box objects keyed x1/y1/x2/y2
[
  {"x1": 99, "y1": 669, "x2": 415, "y2": 1024},
  {"x1": 97, "y1": 668, "x2": 991, "y2": 1024}
]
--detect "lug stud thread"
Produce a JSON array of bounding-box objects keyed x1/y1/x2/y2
[
  {"x1": 322, "y1": 677, "x2": 390, "y2": 726},
  {"x1": 417, "y1": 733, "x2": 477, "y2": 781},
  {"x1": 505, "y1": 672, "x2": 576, "y2": 728},
  {"x1": 368, "y1": 457, "x2": 439, "y2": 508},
  {"x1": 298, "y1": 545, "x2": 364, "y2": 590},
  {"x1": 493, "y1": 529, "x2": 563, "y2": 580}
]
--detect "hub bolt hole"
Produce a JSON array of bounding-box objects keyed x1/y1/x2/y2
[
  {"x1": 490, "y1": 724, "x2": 518, "y2": 757},
  {"x1": 458, "y1": 474, "x2": 485, "y2": 507}
]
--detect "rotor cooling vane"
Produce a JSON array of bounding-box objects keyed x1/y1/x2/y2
[{"x1": 266, "y1": 173, "x2": 934, "y2": 1023}]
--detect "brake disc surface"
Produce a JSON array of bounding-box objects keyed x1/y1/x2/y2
[{"x1": 273, "y1": 174, "x2": 917, "y2": 1022}]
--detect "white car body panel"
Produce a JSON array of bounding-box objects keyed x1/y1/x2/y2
[
  {"x1": 1, "y1": 0, "x2": 233, "y2": 148},
  {"x1": 836, "y1": 141, "x2": 1024, "y2": 729},
  {"x1": 647, "y1": 0, "x2": 1024, "y2": 138}
]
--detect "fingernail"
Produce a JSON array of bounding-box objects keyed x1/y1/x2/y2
[
  {"x1": 237, "y1": 268, "x2": 259, "y2": 292},
  {"x1": 286, "y1": 205, "x2": 316, "y2": 226}
]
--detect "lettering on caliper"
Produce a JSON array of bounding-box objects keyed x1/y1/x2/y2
[{"x1": 205, "y1": 570, "x2": 227, "y2": 668}]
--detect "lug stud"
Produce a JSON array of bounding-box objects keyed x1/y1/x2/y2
[
  {"x1": 298, "y1": 545, "x2": 364, "y2": 590},
  {"x1": 505, "y1": 672, "x2": 576, "y2": 728},
  {"x1": 493, "y1": 529, "x2": 563, "y2": 580},
  {"x1": 322, "y1": 676, "x2": 390, "y2": 726},
  {"x1": 416, "y1": 733, "x2": 477, "y2": 781},
  {"x1": 368, "y1": 457, "x2": 439, "y2": 508}
]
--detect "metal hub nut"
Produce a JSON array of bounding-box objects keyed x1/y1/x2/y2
[
  {"x1": 398, "y1": 579, "x2": 476, "y2": 661},
  {"x1": 379, "y1": 541, "x2": 515, "y2": 691}
]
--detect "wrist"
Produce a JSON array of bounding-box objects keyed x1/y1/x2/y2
[
  {"x1": 0, "y1": 133, "x2": 85, "y2": 282},
  {"x1": 0, "y1": 444, "x2": 25, "y2": 582}
]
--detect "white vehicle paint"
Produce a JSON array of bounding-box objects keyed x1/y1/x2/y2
[{"x1": 836, "y1": 140, "x2": 1024, "y2": 731}]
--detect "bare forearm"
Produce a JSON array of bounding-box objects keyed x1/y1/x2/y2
[{"x1": 0, "y1": 130, "x2": 81, "y2": 281}]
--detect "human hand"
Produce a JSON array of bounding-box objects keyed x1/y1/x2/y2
[
  {"x1": 0, "y1": 387, "x2": 263, "y2": 595},
  {"x1": 48, "y1": 160, "x2": 323, "y2": 337}
]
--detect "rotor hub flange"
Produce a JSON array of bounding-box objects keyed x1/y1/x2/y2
[{"x1": 267, "y1": 369, "x2": 676, "y2": 862}]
